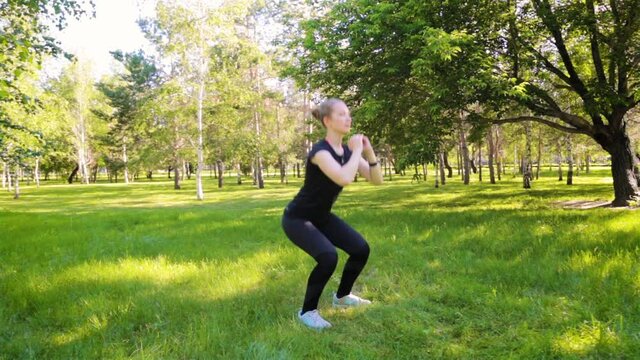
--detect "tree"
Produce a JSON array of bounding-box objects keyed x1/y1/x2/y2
[
  {"x1": 97, "y1": 50, "x2": 159, "y2": 184},
  {"x1": 284, "y1": 0, "x2": 640, "y2": 206}
]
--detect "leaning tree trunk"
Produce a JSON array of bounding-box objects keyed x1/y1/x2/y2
[
  {"x1": 442, "y1": 152, "x2": 453, "y2": 177},
  {"x1": 566, "y1": 135, "x2": 573, "y2": 186},
  {"x1": 523, "y1": 122, "x2": 532, "y2": 189},
  {"x1": 469, "y1": 146, "x2": 478, "y2": 174},
  {"x1": 68, "y1": 164, "x2": 79, "y2": 184},
  {"x1": 487, "y1": 125, "x2": 496, "y2": 184}
]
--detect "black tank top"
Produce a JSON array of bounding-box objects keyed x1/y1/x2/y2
[{"x1": 284, "y1": 138, "x2": 353, "y2": 222}]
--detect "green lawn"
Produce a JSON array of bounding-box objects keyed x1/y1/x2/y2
[{"x1": 1, "y1": 168, "x2": 639, "y2": 359}]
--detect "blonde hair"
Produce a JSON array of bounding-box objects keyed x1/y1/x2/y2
[{"x1": 311, "y1": 98, "x2": 344, "y2": 128}]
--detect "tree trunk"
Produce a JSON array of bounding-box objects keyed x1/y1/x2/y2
[
  {"x1": 495, "y1": 126, "x2": 502, "y2": 181},
  {"x1": 91, "y1": 164, "x2": 98, "y2": 183},
  {"x1": 196, "y1": 72, "x2": 205, "y2": 200},
  {"x1": 535, "y1": 127, "x2": 542, "y2": 180},
  {"x1": 123, "y1": 143, "x2": 129, "y2": 185},
  {"x1": 13, "y1": 165, "x2": 19, "y2": 199},
  {"x1": 460, "y1": 125, "x2": 470, "y2": 185},
  {"x1": 456, "y1": 145, "x2": 462, "y2": 176},
  {"x1": 566, "y1": 135, "x2": 573, "y2": 186},
  {"x1": 68, "y1": 164, "x2": 79, "y2": 184},
  {"x1": 469, "y1": 147, "x2": 478, "y2": 174},
  {"x1": 513, "y1": 145, "x2": 518, "y2": 177},
  {"x1": 422, "y1": 162, "x2": 427, "y2": 182},
  {"x1": 439, "y1": 152, "x2": 446, "y2": 185},
  {"x1": 435, "y1": 157, "x2": 440, "y2": 188},
  {"x1": 174, "y1": 159, "x2": 181, "y2": 190},
  {"x1": 443, "y1": 152, "x2": 453, "y2": 177},
  {"x1": 478, "y1": 141, "x2": 483, "y2": 182},
  {"x1": 604, "y1": 128, "x2": 639, "y2": 206},
  {"x1": 296, "y1": 162, "x2": 300, "y2": 178},
  {"x1": 252, "y1": 161, "x2": 256, "y2": 185},
  {"x1": 586, "y1": 153, "x2": 591, "y2": 174},
  {"x1": 76, "y1": 113, "x2": 90, "y2": 185},
  {"x1": 279, "y1": 158, "x2": 287, "y2": 185},
  {"x1": 34, "y1": 157, "x2": 40, "y2": 188},
  {"x1": 217, "y1": 160, "x2": 224, "y2": 188},
  {"x1": 523, "y1": 122, "x2": 532, "y2": 189},
  {"x1": 1, "y1": 162, "x2": 6, "y2": 190},
  {"x1": 487, "y1": 125, "x2": 496, "y2": 184}
]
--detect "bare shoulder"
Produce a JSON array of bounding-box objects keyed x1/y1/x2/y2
[{"x1": 310, "y1": 149, "x2": 332, "y2": 165}]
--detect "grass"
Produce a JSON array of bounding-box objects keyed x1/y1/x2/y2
[{"x1": 1, "y1": 167, "x2": 639, "y2": 359}]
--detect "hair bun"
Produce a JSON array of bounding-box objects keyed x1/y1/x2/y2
[{"x1": 311, "y1": 108, "x2": 321, "y2": 121}]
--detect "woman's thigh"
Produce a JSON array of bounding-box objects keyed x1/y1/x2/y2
[
  {"x1": 315, "y1": 213, "x2": 369, "y2": 255},
  {"x1": 281, "y1": 213, "x2": 336, "y2": 258}
]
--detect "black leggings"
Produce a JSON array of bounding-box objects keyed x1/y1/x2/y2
[{"x1": 281, "y1": 210, "x2": 370, "y2": 314}]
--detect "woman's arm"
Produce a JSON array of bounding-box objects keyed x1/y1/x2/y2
[
  {"x1": 311, "y1": 147, "x2": 363, "y2": 187},
  {"x1": 358, "y1": 152, "x2": 384, "y2": 185}
]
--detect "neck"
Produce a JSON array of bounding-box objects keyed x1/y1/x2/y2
[{"x1": 324, "y1": 131, "x2": 344, "y2": 148}]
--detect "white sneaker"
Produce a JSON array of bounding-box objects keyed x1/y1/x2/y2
[
  {"x1": 298, "y1": 309, "x2": 332, "y2": 329},
  {"x1": 332, "y1": 292, "x2": 372, "y2": 308}
]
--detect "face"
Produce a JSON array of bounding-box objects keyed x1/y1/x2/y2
[{"x1": 324, "y1": 101, "x2": 352, "y2": 135}]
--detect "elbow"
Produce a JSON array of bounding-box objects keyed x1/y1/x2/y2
[
  {"x1": 338, "y1": 175, "x2": 356, "y2": 187},
  {"x1": 339, "y1": 178, "x2": 353, "y2": 187}
]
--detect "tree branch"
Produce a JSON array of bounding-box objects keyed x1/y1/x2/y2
[
  {"x1": 520, "y1": 41, "x2": 573, "y2": 87},
  {"x1": 491, "y1": 116, "x2": 591, "y2": 135},
  {"x1": 532, "y1": 0, "x2": 589, "y2": 97},
  {"x1": 585, "y1": 0, "x2": 608, "y2": 85}
]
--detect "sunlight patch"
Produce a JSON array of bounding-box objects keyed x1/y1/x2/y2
[{"x1": 552, "y1": 320, "x2": 619, "y2": 356}]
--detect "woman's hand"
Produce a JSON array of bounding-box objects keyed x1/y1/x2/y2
[
  {"x1": 362, "y1": 135, "x2": 373, "y2": 157},
  {"x1": 348, "y1": 134, "x2": 364, "y2": 152}
]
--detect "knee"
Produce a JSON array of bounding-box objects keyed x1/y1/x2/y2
[
  {"x1": 315, "y1": 251, "x2": 338, "y2": 272},
  {"x1": 354, "y1": 240, "x2": 370, "y2": 261}
]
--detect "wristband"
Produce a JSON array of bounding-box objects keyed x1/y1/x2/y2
[{"x1": 368, "y1": 161, "x2": 378, "y2": 167}]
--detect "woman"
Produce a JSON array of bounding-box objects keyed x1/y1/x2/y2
[{"x1": 280, "y1": 98, "x2": 384, "y2": 329}]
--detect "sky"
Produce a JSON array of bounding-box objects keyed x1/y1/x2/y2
[
  {"x1": 43, "y1": 0, "x2": 157, "y2": 80},
  {"x1": 42, "y1": 0, "x2": 282, "y2": 81}
]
